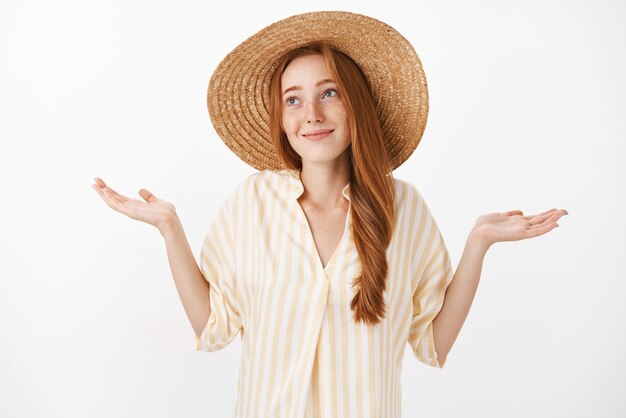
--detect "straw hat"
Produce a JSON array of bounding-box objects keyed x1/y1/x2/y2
[{"x1": 207, "y1": 10, "x2": 429, "y2": 172}]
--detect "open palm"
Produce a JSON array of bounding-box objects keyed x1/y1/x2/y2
[
  {"x1": 474, "y1": 208, "x2": 568, "y2": 247},
  {"x1": 92, "y1": 177, "x2": 177, "y2": 231}
]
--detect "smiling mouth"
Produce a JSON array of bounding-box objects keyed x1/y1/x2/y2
[{"x1": 302, "y1": 130, "x2": 334, "y2": 140}]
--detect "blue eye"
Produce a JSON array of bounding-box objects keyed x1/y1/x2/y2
[
  {"x1": 324, "y1": 89, "x2": 337, "y2": 98},
  {"x1": 286, "y1": 97, "x2": 299, "y2": 106}
]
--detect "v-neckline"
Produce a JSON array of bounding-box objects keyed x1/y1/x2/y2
[{"x1": 296, "y1": 201, "x2": 351, "y2": 276}]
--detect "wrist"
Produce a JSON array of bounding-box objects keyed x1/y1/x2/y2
[
  {"x1": 159, "y1": 213, "x2": 182, "y2": 239},
  {"x1": 467, "y1": 226, "x2": 492, "y2": 253}
]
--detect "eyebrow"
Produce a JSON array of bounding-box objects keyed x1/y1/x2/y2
[{"x1": 282, "y1": 79, "x2": 335, "y2": 97}]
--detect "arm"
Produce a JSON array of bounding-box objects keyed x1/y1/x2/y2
[
  {"x1": 432, "y1": 231, "x2": 488, "y2": 367},
  {"x1": 160, "y1": 215, "x2": 211, "y2": 338},
  {"x1": 432, "y1": 208, "x2": 567, "y2": 366},
  {"x1": 91, "y1": 177, "x2": 211, "y2": 339}
]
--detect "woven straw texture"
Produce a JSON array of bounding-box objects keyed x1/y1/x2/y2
[{"x1": 207, "y1": 11, "x2": 429, "y2": 172}]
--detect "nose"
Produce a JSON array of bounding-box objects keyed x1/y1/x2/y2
[{"x1": 305, "y1": 101, "x2": 323, "y2": 123}]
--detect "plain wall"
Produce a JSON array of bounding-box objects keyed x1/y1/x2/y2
[{"x1": 1, "y1": 0, "x2": 624, "y2": 417}]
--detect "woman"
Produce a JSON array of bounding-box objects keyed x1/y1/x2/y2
[{"x1": 92, "y1": 11, "x2": 567, "y2": 418}]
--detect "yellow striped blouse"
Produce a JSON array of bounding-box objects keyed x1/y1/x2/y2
[{"x1": 194, "y1": 168, "x2": 454, "y2": 418}]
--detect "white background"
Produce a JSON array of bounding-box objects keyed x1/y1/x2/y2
[{"x1": 1, "y1": 0, "x2": 624, "y2": 417}]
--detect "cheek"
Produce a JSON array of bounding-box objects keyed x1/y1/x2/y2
[
  {"x1": 281, "y1": 117, "x2": 299, "y2": 143},
  {"x1": 332, "y1": 104, "x2": 349, "y2": 124},
  {"x1": 336, "y1": 113, "x2": 349, "y2": 135},
  {"x1": 281, "y1": 113, "x2": 295, "y2": 132}
]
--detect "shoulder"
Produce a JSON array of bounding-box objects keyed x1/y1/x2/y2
[
  {"x1": 228, "y1": 169, "x2": 292, "y2": 202},
  {"x1": 390, "y1": 176, "x2": 442, "y2": 229},
  {"x1": 239, "y1": 169, "x2": 290, "y2": 190},
  {"x1": 391, "y1": 176, "x2": 424, "y2": 208}
]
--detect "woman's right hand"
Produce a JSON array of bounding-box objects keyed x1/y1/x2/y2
[{"x1": 91, "y1": 177, "x2": 178, "y2": 233}]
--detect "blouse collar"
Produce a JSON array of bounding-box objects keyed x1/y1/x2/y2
[{"x1": 284, "y1": 168, "x2": 351, "y2": 202}]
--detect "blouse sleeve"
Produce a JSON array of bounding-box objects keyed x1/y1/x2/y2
[
  {"x1": 194, "y1": 191, "x2": 243, "y2": 352},
  {"x1": 406, "y1": 186, "x2": 454, "y2": 368}
]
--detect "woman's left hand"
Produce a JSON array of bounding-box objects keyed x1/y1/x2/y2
[{"x1": 471, "y1": 208, "x2": 568, "y2": 249}]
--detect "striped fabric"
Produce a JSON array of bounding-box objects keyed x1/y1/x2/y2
[{"x1": 194, "y1": 168, "x2": 454, "y2": 418}]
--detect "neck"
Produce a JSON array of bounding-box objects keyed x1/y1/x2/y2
[{"x1": 298, "y1": 159, "x2": 350, "y2": 209}]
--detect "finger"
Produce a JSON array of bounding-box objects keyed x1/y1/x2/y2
[
  {"x1": 93, "y1": 182, "x2": 132, "y2": 217},
  {"x1": 527, "y1": 213, "x2": 553, "y2": 227},
  {"x1": 139, "y1": 189, "x2": 157, "y2": 203},
  {"x1": 94, "y1": 177, "x2": 105, "y2": 187},
  {"x1": 523, "y1": 208, "x2": 558, "y2": 221},
  {"x1": 529, "y1": 209, "x2": 568, "y2": 227},
  {"x1": 528, "y1": 212, "x2": 557, "y2": 229},
  {"x1": 94, "y1": 184, "x2": 121, "y2": 211},
  {"x1": 525, "y1": 221, "x2": 559, "y2": 238},
  {"x1": 93, "y1": 177, "x2": 125, "y2": 200},
  {"x1": 96, "y1": 181, "x2": 130, "y2": 204},
  {"x1": 525, "y1": 209, "x2": 560, "y2": 226},
  {"x1": 106, "y1": 187, "x2": 129, "y2": 203},
  {"x1": 504, "y1": 210, "x2": 524, "y2": 216},
  {"x1": 102, "y1": 186, "x2": 125, "y2": 208},
  {"x1": 92, "y1": 183, "x2": 106, "y2": 200}
]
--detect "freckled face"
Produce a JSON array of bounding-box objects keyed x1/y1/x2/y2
[{"x1": 281, "y1": 54, "x2": 351, "y2": 165}]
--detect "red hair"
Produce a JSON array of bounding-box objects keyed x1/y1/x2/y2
[{"x1": 268, "y1": 42, "x2": 397, "y2": 326}]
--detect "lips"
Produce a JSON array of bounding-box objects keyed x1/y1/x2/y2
[{"x1": 302, "y1": 129, "x2": 334, "y2": 141}]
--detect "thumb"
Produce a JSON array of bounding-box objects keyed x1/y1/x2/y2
[
  {"x1": 505, "y1": 210, "x2": 523, "y2": 216},
  {"x1": 139, "y1": 189, "x2": 157, "y2": 203}
]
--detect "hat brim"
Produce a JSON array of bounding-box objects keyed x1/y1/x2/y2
[{"x1": 207, "y1": 10, "x2": 429, "y2": 172}]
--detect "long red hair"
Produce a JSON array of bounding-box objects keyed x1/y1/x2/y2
[{"x1": 268, "y1": 41, "x2": 397, "y2": 326}]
